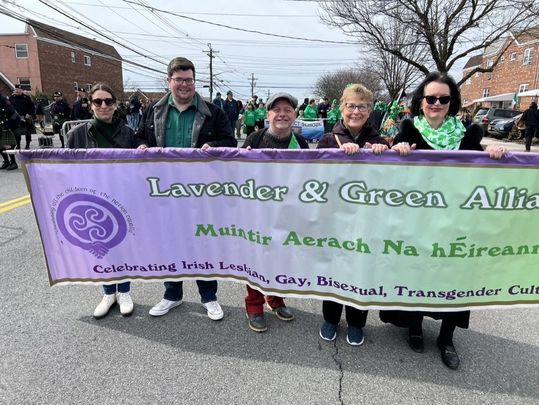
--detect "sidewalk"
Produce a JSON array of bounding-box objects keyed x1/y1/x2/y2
[{"x1": 481, "y1": 136, "x2": 539, "y2": 153}]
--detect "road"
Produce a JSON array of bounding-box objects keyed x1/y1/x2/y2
[{"x1": 0, "y1": 135, "x2": 538, "y2": 404}]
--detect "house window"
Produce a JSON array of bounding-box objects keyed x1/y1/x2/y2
[
  {"x1": 18, "y1": 78, "x2": 31, "y2": 91},
  {"x1": 73, "y1": 81, "x2": 79, "y2": 90},
  {"x1": 519, "y1": 84, "x2": 529, "y2": 93},
  {"x1": 482, "y1": 88, "x2": 490, "y2": 97},
  {"x1": 86, "y1": 84, "x2": 92, "y2": 92},
  {"x1": 499, "y1": 56, "x2": 505, "y2": 64},
  {"x1": 83, "y1": 55, "x2": 91, "y2": 66},
  {"x1": 15, "y1": 44, "x2": 28, "y2": 58},
  {"x1": 523, "y1": 48, "x2": 532, "y2": 65},
  {"x1": 71, "y1": 51, "x2": 76, "y2": 63},
  {"x1": 487, "y1": 59, "x2": 493, "y2": 68},
  {"x1": 510, "y1": 52, "x2": 517, "y2": 61}
]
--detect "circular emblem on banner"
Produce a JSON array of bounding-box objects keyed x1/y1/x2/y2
[{"x1": 56, "y1": 193, "x2": 127, "y2": 259}]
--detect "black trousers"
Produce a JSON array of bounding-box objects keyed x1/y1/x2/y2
[
  {"x1": 322, "y1": 300, "x2": 368, "y2": 327},
  {"x1": 525, "y1": 125, "x2": 539, "y2": 151}
]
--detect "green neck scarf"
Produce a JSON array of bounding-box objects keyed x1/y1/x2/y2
[
  {"x1": 413, "y1": 115, "x2": 465, "y2": 150},
  {"x1": 288, "y1": 134, "x2": 299, "y2": 149}
]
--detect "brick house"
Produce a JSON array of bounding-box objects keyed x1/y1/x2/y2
[
  {"x1": 460, "y1": 27, "x2": 539, "y2": 110},
  {"x1": 0, "y1": 19, "x2": 122, "y2": 104}
]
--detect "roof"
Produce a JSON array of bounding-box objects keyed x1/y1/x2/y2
[
  {"x1": 27, "y1": 19, "x2": 121, "y2": 60},
  {"x1": 0, "y1": 71, "x2": 15, "y2": 90},
  {"x1": 463, "y1": 54, "x2": 483, "y2": 69},
  {"x1": 512, "y1": 26, "x2": 539, "y2": 45},
  {"x1": 472, "y1": 92, "x2": 516, "y2": 103}
]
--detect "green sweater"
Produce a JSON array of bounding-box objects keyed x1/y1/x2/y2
[
  {"x1": 244, "y1": 109, "x2": 256, "y2": 126},
  {"x1": 303, "y1": 105, "x2": 318, "y2": 120}
]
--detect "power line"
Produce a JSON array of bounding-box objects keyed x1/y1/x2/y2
[{"x1": 122, "y1": 1, "x2": 358, "y2": 45}]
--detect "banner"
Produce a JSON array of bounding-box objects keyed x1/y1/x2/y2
[
  {"x1": 19, "y1": 148, "x2": 539, "y2": 311},
  {"x1": 292, "y1": 119, "x2": 325, "y2": 140}
]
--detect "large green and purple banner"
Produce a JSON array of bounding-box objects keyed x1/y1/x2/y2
[{"x1": 19, "y1": 148, "x2": 539, "y2": 311}]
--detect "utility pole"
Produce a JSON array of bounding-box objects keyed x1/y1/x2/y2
[
  {"x1": 203, "y1": 43, "x2": 218, "y2": 100},
  {"x1": 249, "y1": 73, "x2": 257, "y2": 98}
]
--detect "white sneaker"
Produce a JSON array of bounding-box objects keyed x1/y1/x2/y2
[
  {"x1": 93, "y1": 294, "x2": 116, "y2": 318},
  {"x1": 117, "y1": 292, "x2": 134, "y2": 316},
  {"x1": 203, "y1": 300, "x2": 224, "y2": 321},
  {"x1": 149, "y1": 298, "x2": 182, "y2": 317}
]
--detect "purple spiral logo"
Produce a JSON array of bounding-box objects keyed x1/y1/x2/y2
[{"x1": 56, "y1": 193, "x2": 127, "y2": 259}]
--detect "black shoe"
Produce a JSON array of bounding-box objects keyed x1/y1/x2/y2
[
  {"x1": 437, "y1": 337, "x2": 460, "y2": 370},
  {"x1": 0, "y1": 161, "x2": 9, "y2": 170},
  {"x1": 6, "y1": 162, "x2": 18, "y2": 171},
  {"x1": 247, "y1": 313, "x2": 267, "y2": 332},
  {"x1": 269, "y1": 304, "x2": 294, "y2": 321},
  {"x1": 408, "y1": 330, "x2": 424, "y2": 353},
  {"x1": 25, "y1": 145, "x2": 30, "y2": 150}
]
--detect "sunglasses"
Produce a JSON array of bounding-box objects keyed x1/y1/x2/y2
[
  {"x1": 423, "y1": 95, "x2": 451, "y2": 105},
  {"x1": 91, "y1": 98, "x2": 115, "y2": 107}
]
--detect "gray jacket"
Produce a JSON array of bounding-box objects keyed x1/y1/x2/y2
[{"x1": 135, "y1": 92, "x2": 236, "y2": 148}]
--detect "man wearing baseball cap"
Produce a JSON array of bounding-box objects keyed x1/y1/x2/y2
[
  {"x1": 50, "y1": 91, "x2": 71, "y2": 147},
  {"x1": 241, "y1": 92, "x2": 309, "y2": 332},
  {"x1": 72, "y1": 87, "x2": 92, "y2": 120}
]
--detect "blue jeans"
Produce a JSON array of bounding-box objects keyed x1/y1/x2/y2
[
  {"x1": 163, "y1": 281, "x2": 217, "y2": 303},
  {"x1": 103, "y1": 282, "x2": 130, "y2": 295}
]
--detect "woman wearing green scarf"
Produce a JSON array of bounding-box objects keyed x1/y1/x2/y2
[{"x1": 381, "y1": 72, "x2": 506, "y2": 370}]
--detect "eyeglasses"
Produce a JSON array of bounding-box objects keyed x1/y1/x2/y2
[
  {"x1": 169, "y1": 77, "x2": 195, "y2": 85},
  {"x1": 91, "y1": 98, "x2": 115, "y2": 107},
  {"x1": 423, "y1": 95, "x2": 451, "y2": 105},
  {"x1": 345, "y1": 103, "x2": 371, "y2": 112}
]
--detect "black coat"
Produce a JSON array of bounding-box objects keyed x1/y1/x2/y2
[
  {"x1": 393, "y1": 118, "x2": 483, "y2": 151},
  {"x1": 67, "y1": 119, "x2": 136, "y2": 149},
  {"x1": 522, "y1": 105, "x2": 539, "y2": 127}
]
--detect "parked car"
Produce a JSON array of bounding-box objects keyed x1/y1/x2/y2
[
  {"x1": 474, "y1": 107, "x2": 521, "y2": 134},
  {"x1": 487, "y1": 113, "x2": 523, "y2": 139}
]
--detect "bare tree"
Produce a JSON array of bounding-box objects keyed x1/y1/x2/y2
[
  {"x1": 314, "y1": 67, "x2": 384, "y2": 102},
  {"x1": 320, "y1": 0, "x2": 538, "y2": 85},
  {"x1": 367, "y1": 19, "x2": 428, "y2": 99}
]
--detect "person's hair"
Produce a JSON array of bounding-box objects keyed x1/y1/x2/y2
[
  {"x1": 309, "y1": 98, "x2": 316, "y2": 104},
  {"x1": 89, "y1": 83, "x2": 116, "y2": 101},
  {"x1": 531, "y1": 101, "x2": 538, "y2": 109},
  {"x1": 410, "y1": 72, "x2": 461, "y2": 116},
  {"x1": 339, "y1": 84, "x2": 373, "y2": 111},
  {"x1": 167, "y1": 57, "x2": 196, "y2": 78}
]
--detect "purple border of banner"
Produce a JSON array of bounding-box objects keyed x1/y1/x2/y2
[{"x1": 17, "y1": 147, "x2": 539, "y2": 167}]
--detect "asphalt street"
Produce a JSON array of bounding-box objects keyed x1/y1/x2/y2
[{"x1": 0, "y1": 135, "x2": 538, "y2": 404}]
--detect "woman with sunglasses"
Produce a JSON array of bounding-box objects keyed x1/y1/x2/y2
[
  {"x1": 381, "y1": 72, "x2": 506, "y2": 370},
  {"x1": 317, "y1": 84, "x2": 389, "y2": 346},
  {"x1": 66, "y1": 83, "x2": 137, "y2": 319}
]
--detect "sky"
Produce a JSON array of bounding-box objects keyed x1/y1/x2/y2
[{"x1": 0, "y1": 0, "x2": 368, "y2": 102}]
